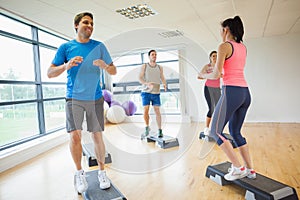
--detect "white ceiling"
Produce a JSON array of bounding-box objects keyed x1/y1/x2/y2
[{"x1": 1, "y1": 0, "x2": 300, "y2": 51}]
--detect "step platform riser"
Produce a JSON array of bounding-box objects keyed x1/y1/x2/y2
[
  {"x1": 146, "y1": 135, "x2": 179, "y2": 149},
  {"x1": 205, "y1": 161, "x2": 298, "y2": 200},
  {"x1": 82, "y1": 143, "x2": 112, "y2": 167},
  {"x1": 82, "y1": 170, "x2": 126, "y2": 200}
]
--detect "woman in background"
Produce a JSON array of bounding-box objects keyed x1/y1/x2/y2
[{"x1": 198, "y1": 51, "x2": 221, "y2": 136}]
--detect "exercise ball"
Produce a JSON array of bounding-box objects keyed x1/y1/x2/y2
[
  {"x1": 122, "y1": 100, "x2": 137, "y2": 116},
  {"x1": 103, "y1": 101, "x2": 110, "y2": 118},
  {"x1": 102, "y1": 89, "x2": 112, "y2": 104},
  {"x1": 106, "y1": 105, "x2": 126, "y2": 124}
]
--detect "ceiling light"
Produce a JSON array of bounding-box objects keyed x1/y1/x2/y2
[
  {"x1": 158, "y1": 30, "x2": 184, "y2": 38},
  {"x1": 116, "y1": 4, "x2": 157, "y2": 19}
]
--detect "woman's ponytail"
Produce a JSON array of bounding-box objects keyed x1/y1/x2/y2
[{"x1": 221, "y1": 16, "x2": 244, "y2": 43}]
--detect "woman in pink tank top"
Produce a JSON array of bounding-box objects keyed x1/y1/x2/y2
[
  {"x1": 199, "y1": 16, "x2": 256, "y2": 181},
  {"x1": 198, "y1": 51, "x2": 221, "y2": 135}
]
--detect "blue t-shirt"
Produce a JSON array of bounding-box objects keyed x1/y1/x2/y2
[{"x1": 52, "y1": 39, "x2": 112, "y2": 100}]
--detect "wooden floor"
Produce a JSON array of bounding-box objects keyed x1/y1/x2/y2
[{"x1": 0, "y1": 122, "x2": 299, "y2": 200}]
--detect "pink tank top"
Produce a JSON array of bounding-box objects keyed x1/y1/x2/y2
[
  {"x1": 223, "y1": 41, "x2": 248, "y2": 87},
  {"x1": 205, "y1": 64, "x2": 220, "y2": 88},
  {"x1": 205, "y1": 78, "x2": 220, "y2": 88}
]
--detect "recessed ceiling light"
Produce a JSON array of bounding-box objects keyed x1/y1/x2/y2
[
  {"x1": 116, "y1": 4, "x2": 157, "y2": 19},
  {"x1": 158, "y1": 30, "x2": 184, "y2": 38}
]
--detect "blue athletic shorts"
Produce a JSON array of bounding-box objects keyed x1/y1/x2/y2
[{"x1": 141, "y1": 92, "x2": 161, "y2": 106}]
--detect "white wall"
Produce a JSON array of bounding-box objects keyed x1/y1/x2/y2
[
  {"x1": 245, "y1": 33, "x2": 300, "y2": 122},
  {"x1": 183, "y1": 33, "x2": 300, "y2": 123},
  {"x1": 106, "y1": 29, "x2": 300, "y2": 123}
]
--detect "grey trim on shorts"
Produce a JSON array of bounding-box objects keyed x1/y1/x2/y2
[{"x1": 65, "y1": 97, "x2": 104, "y2": 133}]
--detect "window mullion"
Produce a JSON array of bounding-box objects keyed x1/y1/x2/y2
[{"x1": 32, "y1": 26, "x2": 46, "y2": 135}]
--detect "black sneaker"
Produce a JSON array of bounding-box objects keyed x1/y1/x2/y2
[
  {"x1": 158, "y1": 129, "x2": 163, "y2": 138},
  {"x1": 141, "y1": 126, "x2": 150, "y2": 139}
]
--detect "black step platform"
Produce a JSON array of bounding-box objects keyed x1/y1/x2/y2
[
  {"x1": 82, "y1": 170, "x2": 126, "y2": 200},
  {"x1": 146, "y1": 135, "x2": 179, "y2": 149},
  {"x1": 199, "y1": 132, "x2": 237, "y2": 148},
  {"x1": 82, "y1": 143, "x2": 112, "y2": 167},
  {"x1": 205, "y1": 161, "x2": 298, "y2": 200}
]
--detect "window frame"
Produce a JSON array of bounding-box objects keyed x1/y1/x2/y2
[
  {"x1": 111, "y1": 50, "x2": 181, "y2": 115},
  {"x1": 0, "y1": 13, "x2": 68, "y2": 151}
]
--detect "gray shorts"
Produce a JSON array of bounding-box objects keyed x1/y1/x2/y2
[{"x1": 65, "y1": 98, "x2": 104, "y2": 133}]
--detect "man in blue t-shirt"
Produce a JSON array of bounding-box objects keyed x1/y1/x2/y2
[{"x1": 47, "y1": 12, "x2": 116, "y2": 194}]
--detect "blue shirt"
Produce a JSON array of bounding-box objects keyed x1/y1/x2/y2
[{"x1": 52, "y1": 39, "x2": 112, "y2": 100}]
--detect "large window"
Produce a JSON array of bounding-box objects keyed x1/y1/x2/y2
[
  {"x1": 43, "y1": 100, "x2": 65, "y2": 133},
  {"x1": 40, "y1": 46, "x2": 67, "y2": 83},
  {"x1": 0, "y1": 103, "x2": 39, "y2": 146},
  {"x1": 0, "y1": 14, "x2": 32, "y2": 39},
  {"x1": 0, "y1": 35, "x2": 35, "y2": 81},
  {"x1": 111, "y1": 50, "x2": 181, "y2": 115},
  {"x1": 0, "y1": 14, "x2": 68, "y2": 150}
]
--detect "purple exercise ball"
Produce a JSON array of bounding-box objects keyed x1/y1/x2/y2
[
  {"x1": 102, "y1": 89, "x2": 112, "y2": 104},
  {"x1": 122, "y1": 100, "x2": 137, "y2": 116}
]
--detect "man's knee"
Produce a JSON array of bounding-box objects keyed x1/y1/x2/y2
[
  {"x1": 153, "y1": 107, "x2": 160, "y2": 115},
  {"x1": 70, "y1": 131, "x2": 81, "y2": 144}
]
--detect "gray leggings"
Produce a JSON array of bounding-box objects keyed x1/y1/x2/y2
[{"x1": 204, "y1": 86, "x2": 221, "y2": 118}]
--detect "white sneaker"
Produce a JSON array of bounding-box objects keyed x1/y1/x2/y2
[
  {"x1": 224, "y1": 165, "x2": 247, "y2": 181},
  {"x1": 74, "y1": 170, "x2": 88, "y2": 194},
  {"x1": 98, "y1": 171, "x2": 111, "y2": 189},
  {"x1": 203, "y1": 127, "x2": 210, "y2": 136},
  {"x1": 246, "y1": 168, "x2": 256, "y2": 179}
]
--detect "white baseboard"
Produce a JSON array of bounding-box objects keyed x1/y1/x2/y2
[
  {"x1": 123, "y1": 115, "x2": 191, "y2": 123},
  {"x1": 0, "y1": 130, "x2": 68, "y2": 173}
]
